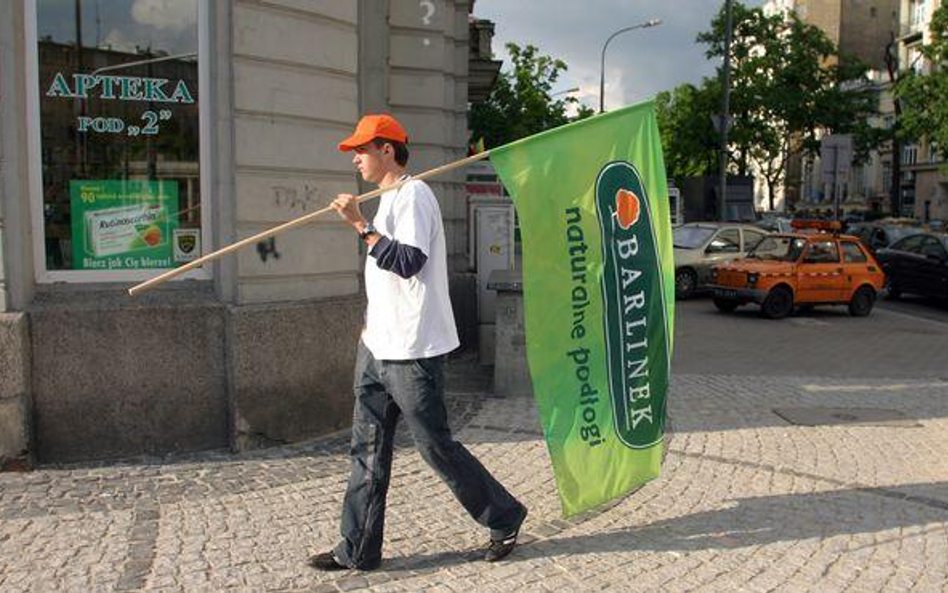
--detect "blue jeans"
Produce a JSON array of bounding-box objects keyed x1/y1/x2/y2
[{"x1": 333, "y1": 341, "x2": 527, "y2": 570}]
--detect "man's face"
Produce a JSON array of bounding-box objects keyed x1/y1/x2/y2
[{"x1": 351, "y1": 142, "x2": 389, "y2": 184}]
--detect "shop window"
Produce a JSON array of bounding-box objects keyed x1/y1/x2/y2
[{"x1": 29, "y1": 0, "x2": 207, "y2": 281}]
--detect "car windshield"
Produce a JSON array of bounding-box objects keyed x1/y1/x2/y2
[
  {"x1": 673, "y1": 226, "x2": 716, "y2": 249},
  {"x1": 746, "y1": 236, "x2": 807, "y2": 262}
]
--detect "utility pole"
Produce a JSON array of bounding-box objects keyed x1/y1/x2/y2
[
  {"x1": 833, "y1": 145, "x2": 841, "y2": 222},
  {"x1": 718, "y1": 0, "x2": 733, "y2": 221}
]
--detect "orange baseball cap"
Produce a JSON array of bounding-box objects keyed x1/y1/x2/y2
[{"x1": 338, "y1": 114, "x2": 409, "y2": 151}]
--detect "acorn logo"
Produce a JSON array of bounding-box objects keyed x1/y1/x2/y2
[{"x1": 614, "y1": 188, "x2": 641, "y2": 230}]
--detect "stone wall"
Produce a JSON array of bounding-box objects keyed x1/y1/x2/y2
[
  {"x1": 0, "y1": 1, "x2": 32, "y2": 468},
  {"x1": 839, "y1": 0, "x2": 898, "y2": 71},
  {"x1": 231, "y1": 0, "x2": 362, "y2": 305},
  {"x1": 796, "y1": 0, "x2": 898, "y2": 70},
  {"x1": 29, "y1": 289, "x2": 228, "y2": 463},
  {"x1": 388, "y1": 0, "x2": 471, "y2": 258},
  {"x1": 227, "y1": 296, "x2": 364, "y2": 450},
  {"x1": 0, "y1": 101, "x2": 6, "y2": 314},
  {"x1": 0, "y1": 313, "x2": 30, "y2": 467}
]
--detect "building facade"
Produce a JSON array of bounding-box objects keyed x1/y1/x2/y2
[
  {"x1": 761, "y1": 0, "x2": 899, "y2": 213},
  {"x1": 898, "y1": 0, "x2": 948, "y2": 222},
  {"x1": 782, "y1": 0, "x2": 948, "y2": 221},
  {"x1": 764, "y1": 0, "x2": 899, "y2": 69},
  {"x1": 795, "y1": 70, "x2": 896, "y2": 217},
  {"x1": 0, "y1": 1, "x2": 494, "y2": 465}
]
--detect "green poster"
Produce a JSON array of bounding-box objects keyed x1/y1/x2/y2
[
  {"x1": 490, "y1": 102, "x2": 675, "y2": 516},
  {"x1": 70, "y1": 180, "x2": 179, "y2": 270}
]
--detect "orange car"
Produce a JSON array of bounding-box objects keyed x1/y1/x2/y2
[{"x1": 709, "y1": 221, "x2": 886, "y2": 319}]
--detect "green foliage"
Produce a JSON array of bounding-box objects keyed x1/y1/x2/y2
[
  {"x1": 696, "y1": 2, "x2": 879, "y2": 207},
  {"x1": 895, "y1": 4, "x2": 948, "y2": 164},
  {"x1": 469, "y1": 43, "x2": 592, "y2": 149},
  {"x1": 654, "y1": 80, "x2": 720, "y2": 181}
]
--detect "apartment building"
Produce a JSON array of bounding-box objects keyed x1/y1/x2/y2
[
  {"x1": 761, "y1": 0, "x2": 898, "y2": 213},
  {"x1": 898, "y1": 0, "x2": 947, "y2": 222}
]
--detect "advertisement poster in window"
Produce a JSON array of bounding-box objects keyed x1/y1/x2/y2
[{"x1": 69, "y1": 180, "x2": 178, "y2": 270}]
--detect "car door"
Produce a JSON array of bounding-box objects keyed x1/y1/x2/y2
[
  {"x1": 886, "y1": 234, "x2": 927, "y2": 293},
  {"x1": 840, "y1": 240, "x2": 877, "y2": 296},
  {"x1": 796, "y1": 239, "x2": 845, "y2": 303},
  {"x1": 918, "y1": 237, "x2": 948, "y2": 299}
]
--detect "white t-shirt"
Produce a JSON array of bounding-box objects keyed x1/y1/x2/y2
[{"x1": 361, "y1": 178, "x2": 460, "y2": 360}]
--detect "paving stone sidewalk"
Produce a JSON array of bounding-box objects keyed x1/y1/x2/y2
[{"x1": 2, "y1": 303, "x2": 948, "y2": 592}]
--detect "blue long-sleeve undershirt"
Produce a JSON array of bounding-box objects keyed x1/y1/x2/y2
[{"x1": 369, "y1": 236, "x2": 427, "y2": 279}]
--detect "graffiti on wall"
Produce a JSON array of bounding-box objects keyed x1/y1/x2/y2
[
  {"x1": 419, "y1": 0, "x2": 435, "y2": 46},
  {"x1": 271, "y1": 183, "x2": 332, "y2": 214}
]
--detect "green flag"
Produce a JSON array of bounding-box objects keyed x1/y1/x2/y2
[{"x1": 490, "y1": 101, "x2": 675, "y2": 516}]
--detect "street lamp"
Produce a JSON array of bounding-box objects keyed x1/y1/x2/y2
[{"x1": 599, "y1": 19, "x2": 661, "y2": 113}]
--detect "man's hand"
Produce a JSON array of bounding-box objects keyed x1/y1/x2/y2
[{"x1": 331, "y1": 193, "x2": 367, "y2": 231}]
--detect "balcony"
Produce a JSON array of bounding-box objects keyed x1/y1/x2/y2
[{"x1": 899, "y1": 22, "x2": 924, "y2": 41}]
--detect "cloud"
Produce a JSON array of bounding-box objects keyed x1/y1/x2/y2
[
  {"x1": 103, "y1": 28, "x2": 138, "y2": 54},
  {"x1": 131, "y1": 0, "x2": 197, "y2": 31}
]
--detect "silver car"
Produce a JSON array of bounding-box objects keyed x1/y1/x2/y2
[{"x1": 673, "y1": 222, "x2": 770, "y2": 298}]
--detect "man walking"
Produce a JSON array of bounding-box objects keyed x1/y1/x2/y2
[{"x1": 309, "y1": 114, "x2": 527, "y2": 572}]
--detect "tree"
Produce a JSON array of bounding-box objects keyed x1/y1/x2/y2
[
  {"x1": 469, "y1": 43, "x2": 593, "y2": 149},
  {"x1": 654, "y1": 80, "x2": 720, "y2": 182},
  {"x1": 698, "y1": 3, "x2": 878, "y2": 211},
  {"x1": 896, "y1": 4, "x2": 948, "y2": 168}
]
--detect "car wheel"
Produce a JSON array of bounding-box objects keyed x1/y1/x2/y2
[
  {"x1": 885, "y1": 279, "x2": 901, "y2": 300},
  {"x1": 848, "y1": 285, "x2": 875, "y2": 317},
  {"x1": 713, "y1": 298, "x2": 739, "y2": 312},
  {"x1": 675, "y1": 268, "x2": 697, "y2": 299},
  {"x1": 760, "y1": 286, "x2": 793, "y2": 319}
]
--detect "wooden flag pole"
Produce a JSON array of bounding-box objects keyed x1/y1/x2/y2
[{"x1": 128, "y1": 150, "x2": 492, "y2": 296}]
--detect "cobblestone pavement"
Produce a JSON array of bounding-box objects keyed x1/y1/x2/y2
[{"x1": 2, "y1": 302, "x2": 948, "y2": 591}]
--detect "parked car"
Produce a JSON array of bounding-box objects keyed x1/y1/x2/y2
[
  {"x1": 673, "y1": 222, "x2": 770, "y2": 298},
  {"x1": 875, "y1": 232, "x2": 948, "y2": 302},
  {"x1": 847, "y1": 221, "x2": 920, "y2": 255},
  {"x1": 755, "y1": 215, "x2": 794, "y2": 233},
  {"x1": 709, "y1": 221, "x2": 886, "y2": 319}
]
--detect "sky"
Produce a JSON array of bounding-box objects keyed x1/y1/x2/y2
[
  {"x1": 472, "y1": 0, "x2": 764, "y2": 113},
  {"x1": 37, "y1": 0, "x2": 197, "y2": 54}
]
